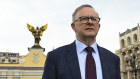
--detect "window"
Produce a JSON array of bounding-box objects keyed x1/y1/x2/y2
[
  {"x1": 8, "y1": 54, "x2": 16, "y2": 57},
  {"x1": 13, "y1": 77, "x2": 20, "y2": 79},
  {"x1": 121, "y1": 39, "x2": 125, "y2": 48},
  {"x1": 2, "y1": 60, "x2": 5, "y2": 63},
  {"x1": 127, "y1": 37, "x2": 131, "y2": 45},
  {"x1": 3, "y1": 54, "x2": 6, "y2": 56},
  {"x1": 9, "y1": 60, "x2": 11, "y2": 63},
  {"x1": 0, "y1": 77, "x2": 7, "y2": 79},
  {"x1": 133, "y1": 34, "x2": 137, "y2": 43},
  {"x1": 12, "y1": 60, "x2": 16, "y2": 63}
]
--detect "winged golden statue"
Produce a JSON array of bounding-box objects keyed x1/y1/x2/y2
[{"x1": 27, "y1": 23, "x2": 48, "y2": 46}]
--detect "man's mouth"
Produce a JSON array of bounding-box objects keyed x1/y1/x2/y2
[{"x1": 85, "y1": 28, "x2": 94, "y2": 30}]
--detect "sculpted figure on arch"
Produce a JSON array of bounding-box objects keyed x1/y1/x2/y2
[{"x1": 27, "y1": 23, "x2": 48, "y2": 46}]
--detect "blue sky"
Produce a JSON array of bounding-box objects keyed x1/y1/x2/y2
[{"x1": 0, "y1": 0, "x2": 140, "y2": 55}]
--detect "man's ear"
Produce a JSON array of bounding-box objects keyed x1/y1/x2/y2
[
  {"x1": 99, "y1": 24, "x2": 100, "y2": 28},
  {"x1": 71, "y1": 23, "x2": 76, "y2": 32}
]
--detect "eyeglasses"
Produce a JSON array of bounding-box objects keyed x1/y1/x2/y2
[{"x1": 74, "y1": 16, "x2": 100, "y2": 24}]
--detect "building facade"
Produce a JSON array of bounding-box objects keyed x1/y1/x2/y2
[
  {"x1": 0, "y1": 48, "x2": 46, "y2": 79},
  {"x1": 116, "y1": 24, "x2": 140, "y2": 79}
]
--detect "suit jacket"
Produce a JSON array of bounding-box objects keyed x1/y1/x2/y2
[{"x1": 42, "y1": 42, "x2": 121, "y2": 79}]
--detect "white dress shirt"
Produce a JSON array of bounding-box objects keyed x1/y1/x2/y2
[{"x1": 75, "y1": 40, "x2": 103, "y2": 79}]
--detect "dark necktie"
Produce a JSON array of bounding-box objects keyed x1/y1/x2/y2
[{"x1": 85, "y1": 47, "x2": 97, "y2": 79}]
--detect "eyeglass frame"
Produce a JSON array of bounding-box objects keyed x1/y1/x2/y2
[{"x1": 74, "y1": 16, "x2": 101, "y2": 24}]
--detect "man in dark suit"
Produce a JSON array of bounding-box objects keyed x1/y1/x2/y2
[{"x1": 42, "y1": 4, "x2": 121, "y2": 79}]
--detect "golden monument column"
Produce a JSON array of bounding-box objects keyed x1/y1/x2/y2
[
  {"x1": 27, "y1": 23, "x2": 48, "y2": 52},
  {"x1": 0, "y1": 23, "x2": 48, "y2": 79}
]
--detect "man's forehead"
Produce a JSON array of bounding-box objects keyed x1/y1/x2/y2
[{"x1": 76, "y1": 7, "x2": 98, "y2": 17}]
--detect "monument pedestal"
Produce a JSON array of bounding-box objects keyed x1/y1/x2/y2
[
  {"x1": 28, "y1": 45, "x2": 45, "y2": 52},
  {"x1": 27, "y1": 45, "x2": 46, "y2": 64}
]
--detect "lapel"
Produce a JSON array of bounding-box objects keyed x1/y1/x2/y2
[
  {"x1": 97, "y1": 45, "x2": 110, "y2": 79},
  {"x1": 65, "y1": 42, "x2": 81, "y2": 79}
]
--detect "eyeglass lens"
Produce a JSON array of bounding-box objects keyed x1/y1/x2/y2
[{"x1": 80, "y1": 16, "x2": 100, "y2": 24}]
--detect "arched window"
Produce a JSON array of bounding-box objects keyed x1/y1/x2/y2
[
  {"x1": 127, "y1": 37, "x2": 131, "y2": 45},
  {"x1": 133, "y1": 34, "x2": 137, "y2": 43},
  {"x1": 121, "y1": 39, "x2": 125, "y2": 48}
]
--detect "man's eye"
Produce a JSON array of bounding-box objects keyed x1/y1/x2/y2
[
  {"x1": 81, "y1": 17, "x2": 88, "y2": 20},
  {"x1": 91, "y1": 17, "x2": 96, "y2": 21}
]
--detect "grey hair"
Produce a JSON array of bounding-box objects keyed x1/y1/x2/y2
[{"x1": 72, "y1": 4, "x2": 99, "y2": 22}]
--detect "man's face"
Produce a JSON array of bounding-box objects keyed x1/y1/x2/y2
[{"x1": 71, "y1": 7, "x2": 100, "y2": 39}]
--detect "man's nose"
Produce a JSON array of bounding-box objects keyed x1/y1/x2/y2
[{"x1": 87, "y1": 19, "x2": 93, "y2": 25}]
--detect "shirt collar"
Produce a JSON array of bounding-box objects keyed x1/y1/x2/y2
[
  {"x1": 90, "y1": 41, "x2": 98, "y2": 54},
  {"x1": 75, "y1": 39, "x2": 98, "y2": 54},
  {"x1": 75, "y1": 40, "x2": 87, "y2": 54}
]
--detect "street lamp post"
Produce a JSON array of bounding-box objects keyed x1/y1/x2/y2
[{"x1": 124, "y1": 52, "x2": 140, "y2": 79}]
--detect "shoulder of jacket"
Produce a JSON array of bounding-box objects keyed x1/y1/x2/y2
[
  {"x1": 98, "y1": 45, "x2": 120, "y2": 59},
  {"x1": 47, "y1": 42, "x2": 74, "y2": 56}
]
